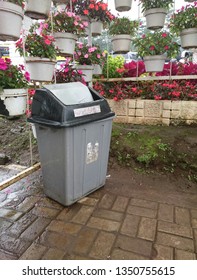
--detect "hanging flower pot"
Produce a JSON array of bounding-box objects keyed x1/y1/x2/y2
[
  {"x1": 180, "y1": 28, "x2": 197, "y2": 49},
  {"x1": 93, "y1": 64, "x2": 102, "y2": 75},
  {"x1": 54, "y1": 32, "x2": 77, "y2": 56},
  {"x1": 0, "y1": 89, "x2": 27, "y2": 116},
  {"x1": 26, "y1": 57, "x2": 56, "y2": 82},
  {"x1": 75, "y1": 65, "x2": 93, "y2": 83},
  {"x1": 114, "y1": 0, "x2": 132, "y2": 12},
  {"x1": 25, "y1": 0, "x2": 51, "y2": 19},
  {"x1": 0, "y1": 2, "x2": 23, "y2": 41},
  {"x1": 91, "y1": 20, "x2": 103, "y2": 37},
  {"x1": 144, "y1": 8, "x2": 167, "y2": 30},
  {"x1": 111, "y1": 35, "x2": 132, "y2": 54},
  {"x1": 144, "y1": 55, "x2": 166, "y2": 72}
]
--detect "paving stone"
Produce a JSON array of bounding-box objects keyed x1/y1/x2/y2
[
  {"x1": 112, "y1": 196, "x2": 129, "y2": 212},
  {"x1": 115, "y1": 235, "x2": 152, "y2": 257},
  {"x1": 0, "y1": 249, "x2": 17, "y2": 260},
  {"x1": 0, "y1": 208, "x2": 23, "y2": 222},
  {"x1": 192, "y1": 219, "x2": 197, "y2": 229},
  {"x1": 175, "y1": 249, "x2": 196, "y2": 260},
  {"x1": 130, "y1": 198, "x2": 158, "y2": 210},
  {"x1": 153, "y1": 244, "x2": 173, "y2": 260},
  {"x1": 73, "y1": 228, "x2": 98, "y2": 254},
  {"x1": 158, "y1": 204, "x2": 174, "y2": 222},
  {"x1": 120, "y1": 214, "x2": 140, "y2": 237},
  {"x1": 156, "y1": 232, "x2": 194, "y2": 252},
  {"x1": 89, "y1": 231, "x2": 116, "y2": 259},
  {"x1": 127, "y1": 205, "x2": 157, "y2": 219},
  {"x1": 194, "y1": 229, "x2": 197, "y2": 253},
  {"x1": 72, "y1": 206, "x2": 94, "y2": 225},
  {"x1": 0, "y1": 219, "x2": 12, "y2": 234},
  {"x1": 9, "y1": 212, "x2": 37, "y2": 236},
  {"x1": 64, "y1": 254, "x2": 93, "y2": 260},
  {"x1": 47, "y1": 221, "x2": 82, "y2": 235},
  {"x1": 78, "y1": 197, "x2": 99, "y2": 206},
  {"x1": 19, "y1": 243, "x2": 47, "y2": 260},
  {"x1": 16, "y1": 196, "x2": 40, "y2": 212},
  {"x1": 98, "y1": 193, "x2": 116, "y2": 209},
  {"x1": 32, "y1": 206, "x2": 60, "y2": 219},
  {"x1": 87, "y1": 217, "x2": 120, "y2": 232},
  {"x1": 92, "y1": 209, "x2": 124, "y2": 222},
  {"x1": 0, "y1": 234, "x2": 31, "y2": 256},
  {"x1": 111, "y1": 248, "x2": 147, "y2": 260},
  {"x1": 39, "y1": 231, "x2": 73, "y2": 250},
  {"x1": 158, "y1": 221, "x2": 193, "y2": 238},
  {"x1": 191, "y1": 209, "x2": 197, "y2": 219},
  {"x1": 20, "y1": 217, "x2": 51, "y2": 241},
  {"x1": 36, "y1": 197, "x2": 64, "y2": 210},
  {"x1": 138, "y1": 217, "x2": 157, "y2": 241},
  {"x1": 175, "y1": 207, "x2": 191, "y2": 226},
  {"x1": 42, "y1": 248, "x2": 65, "y2": 260}
]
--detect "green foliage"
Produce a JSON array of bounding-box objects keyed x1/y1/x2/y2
[
  {"x1": 109, "y1": 17, "x2": 139, "y2": 36},
  {"x1": 170, "y1": 2, "x2": 197, "y2": 35},
  {"x1": 133, "y1": 31, "x2": 179, "y2": 57},
  {"x1": 5, "y1": 0, "x2": 24, "y2": 6},
  {"x1": 140, "y1": 0, "x2": 173, "y2": 13},
  {"x1": 102, "y1": 55, "x2": 124, "y2": 78},
  {"x1": 16, "y1": 23, "x2": 57, "y2": 59}
]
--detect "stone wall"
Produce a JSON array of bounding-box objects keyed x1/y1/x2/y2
[{"x1": 107, "y1": 99, "x2": 197, "y2": 126}]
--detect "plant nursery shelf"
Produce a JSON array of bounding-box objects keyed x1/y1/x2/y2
[{"x1": 93, "y1": 75, "x2": 197, "y2": 82}]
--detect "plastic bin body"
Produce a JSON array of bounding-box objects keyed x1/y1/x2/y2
[
  {"x1": 29, "y1": 82, "x2": 115, "y2": 206},
  {"x1": 35, "y1": 117, "x2": 113, "y2": 205}
]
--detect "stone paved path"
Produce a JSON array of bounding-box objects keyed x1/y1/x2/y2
[{"x1": 0, "y1": 166, "x2": 197, "y2": 260}]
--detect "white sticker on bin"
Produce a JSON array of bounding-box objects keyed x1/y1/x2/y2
[{"x1": 74, "y1": 105, "x2": 101, "y2": 117}]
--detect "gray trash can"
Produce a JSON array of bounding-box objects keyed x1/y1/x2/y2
[{"x1": 28, "y1": 82, "x2": 115, "y2": 206}]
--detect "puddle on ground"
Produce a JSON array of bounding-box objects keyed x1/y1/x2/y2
[{"x1": 0, "y1": 164, "x2": 43, "y2": 208}]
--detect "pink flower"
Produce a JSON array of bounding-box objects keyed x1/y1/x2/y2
[
  {"x1": 97, "y1": 54, "x2": 101, "y2": 59},
  {"x1": 25, "y1": 71, "x2": 30, "y2": 81},
  {"x1": 150, "y1": 46, "x2": 155, "y2": 51},
  {"x1": 44, "y1": 39, "x2": 51, "y2": 45},
  {"x1": 84, "y1": 54, "x2": 89, "y2": 58},
  {"x1": 0, "y1": 58, "x2": 8, "y2": 70}
]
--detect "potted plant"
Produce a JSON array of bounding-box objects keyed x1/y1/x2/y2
[
  {"x1": 133, "y1": 31, "x2": 179, "y2": 72},
  {"x1": 48, "y1": 10, "x2": 88, "y2": 56},
  {"x1": 170, "y1": 2, "x2": 197, "y2": 49},
  {"x1": 87, "y1": 0, "x2": 115, "y2": 36},
  {"x1": 0, "y1": 57, "x2": 29, "y2": 116},
  {"x1": 16, "y1": 22, "x2": 57, "y2": 82},
  {"x1": 66, "y1": 0, "x2": 115, "y2": 36},
  {"x1": 109, "y1": 17, "x2": 138, "y2": 54},
  {"x1": 54, "y1": 59, "x2": 86, "y2": 84},
  {"x1": 0, "y1": 0, "x2": 24, "y2": 41},
  {"x1": 140, "y1": 0, "x2": 173, "y2": 30},
  {"x1": 74, "y1": 42, "x2": 101, "y2": 82},
  {"x1": 90, "y1": 45, "x2": 106, "y2": 75},
  {"x1": 114, "y1": 0, "x2": 133, "y2": 12},
  {"x1": 25, "y1": 0, "x2": 52, "y2": 19}
]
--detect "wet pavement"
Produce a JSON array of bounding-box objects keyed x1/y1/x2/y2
[{"x1": 0, "y1": 164, "x2": 197, "y2": 260}]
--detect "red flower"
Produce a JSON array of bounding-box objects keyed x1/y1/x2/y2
[
  {"x1": 83, "y1": 9, "x2": 89, "y2": 15},
  {"x1": 150, "y1": 46, "x2": 155, "y2": 51}
]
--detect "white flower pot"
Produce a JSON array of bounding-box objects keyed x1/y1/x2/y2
[
  {"x1": 115, "y1": 0, "x2": 132, "y2": 12},
  {"x1": 93, "y1": 64, "x2": 102, "y2": 75},
  {"x1": 25, "y1": 0, "x2": 51, "y2": 19},
  {"x1": 111, "y1": 34, "x2": 132, "y2": 54},
  {"x1": 54, "y1": 32, "x2": 77, "y2": 56},
  {"x1": 0, "y1": 89, "x2": 27, "y2": 116},
  {"x1": 0, "y1": 2, "x2": 23, "y2": 41},
  {"x1": 144, "y1": 8, "x2": 167, "y2": 30},
  {"x1": 180, "y1": 28, "x2": 197, "y2": 49},
  {"x1": 75, "y1": 65, "x2": 93, "y2": 82},
  {"x1": 91, "y1": 21, "x2": 103, "y2": 37},
  {"x1": 26, "y1": 57, "x2": 56, "y2": 82},
  {"x1": 144, "y1": 55, "x2": 166, "y2": 72}
]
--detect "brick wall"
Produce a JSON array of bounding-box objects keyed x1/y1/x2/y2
[{"x1": 107, "y1": 99, "x2": 197, "y2": 126}]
